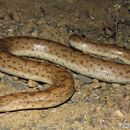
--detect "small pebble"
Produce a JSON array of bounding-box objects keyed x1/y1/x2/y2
[
  {"x1": 93, "y1": 79, "x2": 99, "y2": 83},
  {"x1": 112, "y1": 83, "x2": 120, "y2": 87},
  {"x1": 0, "y1": 72, "x2": 5, "y2": 78},
  {"x1": 114, "y1": 110, "x2": 124, "y2": 117},
  {"x1": 36, "y1": 84, "x2": 44, "y2": 91},
  {"x1": 28, "y1": 80, "x2": 38, "y2": 88},
  {"x1": 12, "y1": 76, "x2": 19, "y2": 81},
  {"x1": 1, "y1": 75, "x2": 27, "y2": 90},
  {"x1": 75, "y1": 115, "x2": 84, "y2": 123},
  {"x1": 38, "y1": 84, "x2": 51, "y2": 90},
  {"x1": 76, "y1": 74, "x2": 93, "y2": 84}
]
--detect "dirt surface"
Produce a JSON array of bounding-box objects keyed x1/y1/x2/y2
[{"x1": 0, "y1": 0, "x2": 130, "y2": 130}]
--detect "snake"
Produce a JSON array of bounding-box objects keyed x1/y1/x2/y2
[
  {"x1": 69, "y1": 35, "x2": 130, "y2": 65},
  {"x1": 0, "y1": 35, "x2": 130, "y2": 112}
]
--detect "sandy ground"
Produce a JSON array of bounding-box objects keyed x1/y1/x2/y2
[{"x1": 0, "y1": 0, "x2": 130, "y2": 129}]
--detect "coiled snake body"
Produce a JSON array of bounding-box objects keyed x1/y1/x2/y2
[{"x1": 0, "y1": 35, "x2": 130, "y2": 112}]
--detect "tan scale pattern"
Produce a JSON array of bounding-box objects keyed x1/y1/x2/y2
[
  {"x1": 0, "y1": 36, "x2": 130, "y2": 112},
  {"x1": 69, "y1": 35, "x2": 130, "y2": 65}
]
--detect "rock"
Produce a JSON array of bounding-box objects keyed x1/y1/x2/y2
[
  {"x1": 28, "y1": 80, "x2": 38, "y2": 88},
  {"x1": 73, "y1": 74, "x2": 93, "y2": 84},
  {"x1": 1, "y1": 75, "x2": 27, "y2": 90},
  {"x1": 12, "y1": 76, "x2": 19, "y2": 81},
  {"x1": 114, "y1": 110, "x2": 124, "y2": 117},
  {"x1": 0, "y1": 72, "x2": 5, "y2": 78}
]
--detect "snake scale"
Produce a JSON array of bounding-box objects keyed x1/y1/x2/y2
[{"x1": 0, "y1": 35, "x2": 130, "y2": 112}]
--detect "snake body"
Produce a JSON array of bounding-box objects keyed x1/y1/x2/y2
[
  {"x1": 0, "y1": 36, "x2": 130, "y2": 112},
  {"x1": 69, "y1": 35, "x2": 130, "y2": 65}
]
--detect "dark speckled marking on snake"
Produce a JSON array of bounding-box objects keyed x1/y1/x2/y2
[{"x1": 0, "y1": 35, "x2": 130, "y2": 112}]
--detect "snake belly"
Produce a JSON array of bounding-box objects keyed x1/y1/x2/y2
[{"x1": 0, "y1": 36, "x2": 130, "y2": 112}]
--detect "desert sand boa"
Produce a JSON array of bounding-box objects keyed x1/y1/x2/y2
[{"x1": 0, "y1": 35, "x2": 130, "y2": 112}]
